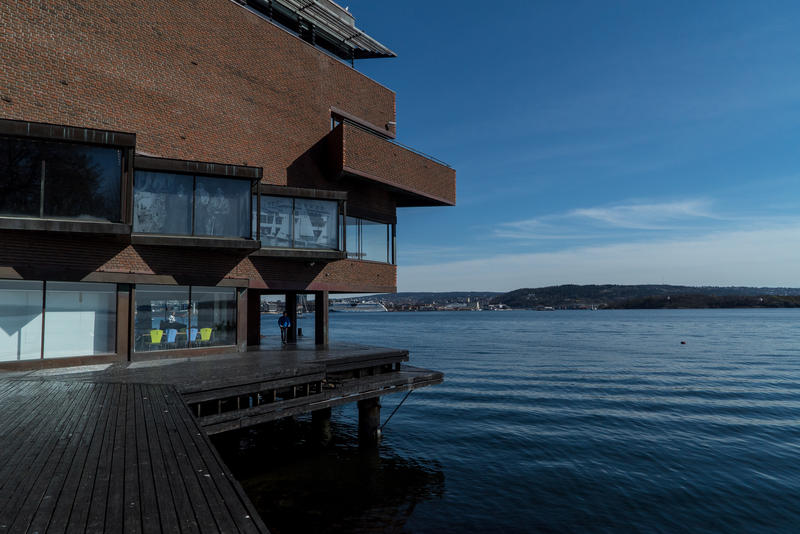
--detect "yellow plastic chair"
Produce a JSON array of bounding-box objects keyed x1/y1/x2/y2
[
  {"x1": 199, "y1": 328, "x2": 212, "y2": 345},
  {"x1": 146, "y1": 329, "x2": 164, "y2": 350}
]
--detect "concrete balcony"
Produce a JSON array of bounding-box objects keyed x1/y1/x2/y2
[{"x1": 330, "y1": 122, "x2": 456, "y2": 207}]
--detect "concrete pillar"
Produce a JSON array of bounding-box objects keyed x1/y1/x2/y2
[
  {"x1": 358, "y1": 397, "x2": 381, "y2": 446},
  {"x1": 312, "y1": 407, "x2": 332, "y2": 446},
  {"x1": 314, "y1": 290, "x2": 329, "y2": 346},
  {"x1": 286, "y1": 291, "x2": 298, "y2": 343},
  {"x1": 246, "y1": 289, "x2": 262, "y2": 348}
]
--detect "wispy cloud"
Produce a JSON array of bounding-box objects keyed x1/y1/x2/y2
[
  {"x1": 399, "y1": 223, "x2": 800, "y2": 292},
  {"x1": 569, "y1": 199, "x2": 716, "y2": 230},
  {"x1": 495, "y1": 199, "x2": 719, "y2": 240}
]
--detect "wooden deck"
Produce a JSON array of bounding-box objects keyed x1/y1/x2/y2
[
  {"x1": 0, "y1": 380, "x2": 268, "y2": 533},
  {"x1": 0, "y1": 342, "x2": 443, "y2": 532}
]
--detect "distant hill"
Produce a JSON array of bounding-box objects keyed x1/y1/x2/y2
[{"x1": 491, "y1": 285, "x2": 800, "y2": 309}]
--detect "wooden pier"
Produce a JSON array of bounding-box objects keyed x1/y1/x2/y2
[{"x1": 0, "y1": 342, "x2": 443, "y2": 532}]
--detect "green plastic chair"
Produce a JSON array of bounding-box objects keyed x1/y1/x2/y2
[
  {"x1": 199, "y1": 328, "x2": 212, "y2": 345},
  {"x1": 146, "y1": 329, "x2": 164, "y2": 350}
]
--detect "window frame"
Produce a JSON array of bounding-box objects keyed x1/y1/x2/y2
[
  {"x1": 0, "y1": 119, "x2": 134, "y2": 225},
  {"x1": 133, "y1": 156, "x2": 261, "y2": 240},
  {"x1": 255, "y1": 184, "x2": 348, "y2": 253}
]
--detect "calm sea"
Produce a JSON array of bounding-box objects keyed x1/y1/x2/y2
[{"x1": 215, "y1": 309, "x2": 800, "y2": 533}]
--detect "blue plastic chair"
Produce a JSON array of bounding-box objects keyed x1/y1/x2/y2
[
  {"x1": 189, "y1": 328, "x2": 199, "y2": 346},
  {"x1": 166, "y1": 328, "x2": 178, "y2": 348}
]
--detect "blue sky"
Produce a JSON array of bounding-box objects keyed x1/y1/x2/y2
[{"x1": 345, "y1": 1, "x2": 800, "y2": 292}]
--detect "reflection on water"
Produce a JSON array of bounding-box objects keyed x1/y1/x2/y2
[{"x1": 212, "y1": 410, "x2": 445, "y2": 534}]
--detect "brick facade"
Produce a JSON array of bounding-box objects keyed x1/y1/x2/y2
[
  {"x1": 337, "y1": 123, "x2": 457, "y2": 206},
  {"x1": 0, "y1": 0, "x2": 395, "y2": 186}
]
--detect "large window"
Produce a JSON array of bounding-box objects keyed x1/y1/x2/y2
[
  {"x1": 0, "y1": 280, "x2": 116, "y2": 361},
  {"x1": 256, "y1": 196, "x2": 339, "y2": 250},
  {"x1": 0, "y1": 281, "x2": 43, "y2": 361},
  {"x1": 0, "y1": 136, "x2": 123, "y2": 222},
  {"x1": 345, "y1": 216, "x2": 393, "y2": 263},
  {"x1": 258, "y1": 196, "x2": 293, "y2": 248},
  {"x1": 132, "y1": 172, "x2": 193, "y2": 235},
  {"x1": 43, "y1": 282, "x2": 116, "y2": 359},
  {"x1": 134, "y1": 285, "x2": 237, "y2": 352},
  {"x1": 133, "y1": 171, "x2": 252, "y2": 238}
]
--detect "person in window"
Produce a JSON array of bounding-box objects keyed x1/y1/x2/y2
[{"x1": 278, "y1": 311, "x2": 291, "y2": 344}]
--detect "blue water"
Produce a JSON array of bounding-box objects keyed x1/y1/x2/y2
[{"x1": 219, "y1": 309, "x2": 800, "y2": 533}]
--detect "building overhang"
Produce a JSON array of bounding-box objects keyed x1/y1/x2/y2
[{"x1": 329, "y1": 122, "x2": 456, "y2": 207}]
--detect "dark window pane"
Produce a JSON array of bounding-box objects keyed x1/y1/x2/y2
[
  {"x1": 133, "y1": 285, "x2": 190, "y2": 352},
  {"x1": 190, "y1": 286, "x2": 237, "y2": 347},
  {"x1": 133, "y1": 171, "x2": 193, "y2": 235},
  {"x1": 195, "y1": 176, "x2": 250, "y2": 238},
  {"x1": 42, "y1": 142, "x2": 122, "y2": 221},
  {"x1": 259, "y1": 196, "x2": 293, "y2": 247},
  {"x1": 0, "y1": 137, "x2": 42, "y2": 217}
]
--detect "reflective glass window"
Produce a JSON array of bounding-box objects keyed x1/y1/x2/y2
[
  {"x1": 43, "y1": 282, "x2": 116, "y2": 358},
  {"x1": 0, "y1": 281, "x2": 43, "y2": 361},
  {"x1": 345, "y1": 216, "x2": 360, "y2": 260},
  {"x1": 43, "y1": 144, "x2": 122, "y2": 221},
  {"x1": 190, "y1": 287, "x2": 237, "y2": 347},
  {"x1": 195, "y1": 176, "x2": 251, "y2": 238},
  {"x1": 259, "y1": 196, "x2": 293, "y2": 248},
  {"x1": 0, "y1": 137, "x2": 42, "y2": 217},
  {"x1": 293, "y1": 198, "x2": 338, "y2": 249},
  {"x1": 361, "y1": 219, "x2": 389, "y2": 262},
  {"x1": 133, "y1": 171, "x2": 193, "y2": 234},
  {"x1": 134, "y1": 285, "x2": 190, "y2": 352}
]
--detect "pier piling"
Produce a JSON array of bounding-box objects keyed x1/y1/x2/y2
[
  {"x1": 312, "y1": 407, "x2": 333, "y2": 446},
  {"x1": 357, "y1": 397, "x2": 381, "y2": 446}
]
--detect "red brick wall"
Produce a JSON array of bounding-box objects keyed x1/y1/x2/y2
[
  {"x1": 0, "y1": 0, "x2": 395, "y2": 187},
  {"x1": 338, "y1": 123, "x2": 456, "y2": 206},
  {"x1": 0, "y1": 232, "x2": 396, "y2": 293}
]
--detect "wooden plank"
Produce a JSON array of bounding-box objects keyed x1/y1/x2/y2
[
  {"x1": 66, "y1": 382, "x2": 122, "y2": 532},
  {"x1": 25, "y1": 383, "x2": 110, "y2": 533},
  {"x1": 181, "y1": 371, "x2": 326, "y2": 405},
  {"x1": 201, "y1": 369, "x2": 444, "y2": 435},
  {"x1": 156, "y1": 385, "x2": 221, "y2": 532},
  {"x1": 158, "y1": 386, "x2": 237, "y2": 533},
  {"x1": 0, "y1": 381, "x2": 59, "y2": 455},
  {"x1": 134, "y1": 384, "x2": 165, "y2": 534},
  {"x1": 104, "y1": 383, "x2": 129, "y2": 532},
  {"x1": 0, "y1": 381, "x2": 91, "y2": 521},
  {"x1": 4, "y1": 382, "x2": 94, "y2": 530},
  {"x1": 48, "y1": 383, "x2": 114, "y2": 532},
  {"x1": 123, "y1": 384, "x2": 143, "y2": 534},
  {"x1": 85, "y1": 383, "x2": 127, "y2": 532},
  {"x1": 163, "y1": 386, "x2": 267, "y2": 534},
  {"x1": 140, "y1": 384, "x2": 189, "y2": 534}
]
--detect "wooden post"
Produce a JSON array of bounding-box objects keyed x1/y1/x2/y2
[
  {"x1": 116, "y1": 284, "x2": 130, "y2": 361},
  {"x1": 286, "y1": 291, "x2": 298, "y2": 343},
  {"x1": 312, "y1": 407, "x2": 332, "y2": 446},
  {"x1": 314, "y1": 290, "x2": 328, "y2": 346},
  {"x1": 246, "y1": 289, "x2": 261, "y2": 348},
  {"x1": 237, "y1": 287, "x2": 248, "y2": 351},
  {"x1": 358, "y1": 397, "x2": 381, "y2": 446}
]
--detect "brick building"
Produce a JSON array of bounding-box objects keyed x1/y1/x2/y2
[{"x1": 0, "y1": 0, "x2": 455, "y2": 368}]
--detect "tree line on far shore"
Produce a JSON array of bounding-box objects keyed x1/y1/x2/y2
[{"x1": 488, "y1": 285, "x2": 800, "y2": 310}]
